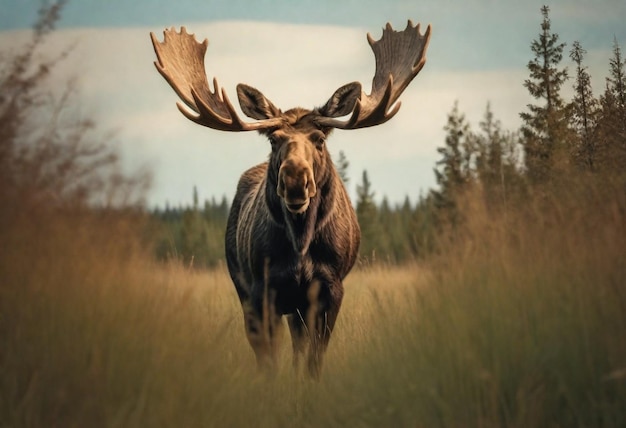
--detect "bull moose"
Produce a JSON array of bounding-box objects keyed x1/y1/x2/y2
[{"x1": 150, "y1": 20, "x2": 431, "y2": 378}]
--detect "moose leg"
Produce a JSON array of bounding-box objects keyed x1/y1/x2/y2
[
  {"x1": 304, "y1": 281, "x2": 344, "y2": 379},
  {"x1": 287, "y1": 313, "x2": 308, "y2": 371},
  {"x1": 241, "y1": 292, "x2": 283, "y2": 372}
]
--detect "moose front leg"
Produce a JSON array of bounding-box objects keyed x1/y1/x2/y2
[
  {"x1": 241, "y1": 290, "x2": 283, "y2": 372},
  {"x1": 287, "y1": 313, "x2": 307, "y2": 371},
  {"x1": 294, "y1": 280, "x2": 344, "y2": 379}
]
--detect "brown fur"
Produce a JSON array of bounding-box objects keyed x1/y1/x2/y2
[{"x1": 225, "y1": 108, "x2": 360, "y2": 378}]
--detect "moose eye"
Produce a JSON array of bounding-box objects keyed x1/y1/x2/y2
[
  {"x1": 268, "y1": 133, "x2": 282, "y2": 149},
  {"x1": 310, "y1": 131, "x2": 326, "y2": 150}
]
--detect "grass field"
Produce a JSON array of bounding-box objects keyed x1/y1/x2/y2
[{"x1": 1, "y1": 183, "x2": 625, "y2": 427}]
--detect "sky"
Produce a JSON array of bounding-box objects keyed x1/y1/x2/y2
[{"x1": 1, "y1": 0, "x2": 625, "y2": 207}]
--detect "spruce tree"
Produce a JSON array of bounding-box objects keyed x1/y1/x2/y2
[
  {"x1": 474, "y1": 103, "x2": 524, "y2": 210},
  {"x1": 597, "y1": 38, "x2": 626, "y2": 171},
  {"x1": 335, "y1": 150, "x2": 350, "y2": 186},
  {"x1": 474, "y1": 103, "x2": 507, "y2": 207},
  {"x1": 569, "y1": 41, "x2": 599, "y2": 170},
  {"x1": 520, "y1": 5, "x2": 571, "y2": 182},
  {"x1": 410, "y1": 192, "x2": 437, "y2": 257},
  {"x1": 192, "y1": 185, "x2": 199, "y2": 210},
  {"x1": 474, "y1": 103, "x2": 503, "y2": 186},
  {"x1": 432, "y1": 101, "x2": 472, "y2": 221},
  {"x1": 607, "y1": 36, "x2": 626, "y2": 108},
  {"x1": 355, "y1": 170, "x2": 382, "y2": 262}
]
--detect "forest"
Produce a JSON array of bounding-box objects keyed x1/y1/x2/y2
[{"x1": 1, "y1": 3, "x2": 625, "y2": 427}]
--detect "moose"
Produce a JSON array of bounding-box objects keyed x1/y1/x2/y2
[{"x1": 150, "y1": 20, "x2": 431, "y2": 378}]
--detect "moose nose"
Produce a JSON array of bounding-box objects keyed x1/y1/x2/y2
[{"x1": 277, "y1": 159, "x2": 316, "y2": 202}]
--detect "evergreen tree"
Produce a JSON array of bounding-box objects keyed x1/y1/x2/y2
[
  {"x1": 396, "y1": 196, "x2": 414, "y2": 261},
  {"x1": 356, "y1": 170, "x2": 375, "y2": 214},
  {"x1": 520, "y1": 5, "x2": 572, "y2": 182},
  {"x1": 475, "y1": 103, "x2": 506, "y2": 206},
  {"x1": 219, "y1": 195, "x2": 230, "y2": 221},
  {"x1": 607, "y1": 36, "x2": 626, "y2": 108},
  {"x1": 401, "y1": 195, "x2": 412, "y2": 214},
  {"x1": 192, "y1": 185, "x2": 199, "y2": 210},
  {"x1": 474, "y1": 103, "x2": 524, "y2": 210},
  {"x1": 597, "y1": 38, "x2": 626, "y2": 172},
  {"x1": 335, "y1": 150, "x2": 350, "y2": 186},
  {"x1": 409, "y1": 192, "x2": 437, "y2": 258},
  {"x1": 569, "y1": 41, "x2": 599, "y2": 170},
  {"x1": 475, "y1": 103, "x2": 503, "y2": 185},
  {"x1": 356, "y1": 170, "x2": 382, "y2": 262},
  {"x1": 381, "y1": 196, "x2": 417, "y2": 262},
  {"x1": 432, "y1": 101, "x2": 472, "y2": 223}
]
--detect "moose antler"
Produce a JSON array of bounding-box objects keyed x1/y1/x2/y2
[
  {"x1": 150, "y1": 27, "x2": 282, "y2": 132},
  {"x1": 151, "y1": 22, "x2": 430, "y2": 132},
  {"x1": 317, "y1": 20, "x2": 431, "y2": 130}
]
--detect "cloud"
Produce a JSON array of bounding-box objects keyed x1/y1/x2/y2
[{"x1": 0, "y1": 20, "x2": 617, "y2": 206}]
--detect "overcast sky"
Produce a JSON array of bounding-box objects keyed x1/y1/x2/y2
[{"x1": 1, "y1": 1, "x2": 625, "y2": 207}]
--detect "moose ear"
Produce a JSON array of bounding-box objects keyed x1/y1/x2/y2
[
  {"x1": 319, "y1": 82, "x2": 362, "y2": 118},
  {"x1": 236, "y1": 84, "x2": 281, "y2": 120}
]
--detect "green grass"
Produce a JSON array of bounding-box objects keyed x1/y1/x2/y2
[{"x1": 1, "y1": 187, "x2": 625, "y2": 427}]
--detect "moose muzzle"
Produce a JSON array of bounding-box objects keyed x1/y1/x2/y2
[{"x1": 277, "y1": 157, "x2": 317, "y2": 214}]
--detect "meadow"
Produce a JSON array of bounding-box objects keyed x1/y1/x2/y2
[
  {"x1": 3, "y1": 4, "x2": 625, "y2": 425},
  {"x1": 1, "y1": 177, "x2": 624, "y2": 428}
]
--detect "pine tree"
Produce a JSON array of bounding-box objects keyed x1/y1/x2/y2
[
  {"x1": 356, "y1": 170, "x2": 375, "y2": 207},
  {"x1": 475, "y1": 103, "x2": 506, "y2": 206},
  {"x1": 475, "y1": 103, "x2": 503, "y2": 185},
  {"x1": 432, "y1": 101, "x2": 472, "y2": 221},
  {"x1": 396, "y1": 196, "x2": 414, "y2": 261},
  {"x1": 355, "y1": 170, "x2": 382, "y2": 262},
  {"x1": 569, "y1": 41, "x2": 599, "y2": 170},
  {"x1": 335, "y1": 150, "x2": 350, "y2": 185},
  {"x1": 474, "y1": 103, "x2": 524, "y2": 210},
  {"x1": 597, "y1": 38, "x2": 626, "y2": 172},
  {"x1": 192, "y1": 185, "x2": 199, "y2": 210},
  {"x1": 608, "y1": 36, "x2": 626, "y2": 108},
  {"x1": 520, "y1": 5, "x2": 572, "y2": 182},
  {"x1": 409, "y1": 192, "x2": 437, "y2": 257}
]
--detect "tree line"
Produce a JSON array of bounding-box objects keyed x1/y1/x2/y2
[
  {"x1": 150, "y1": 188, "x2": 229, "y2": 268},
  {"x1": 150, "y1": 6, "x2": 625, "y2": 267}
]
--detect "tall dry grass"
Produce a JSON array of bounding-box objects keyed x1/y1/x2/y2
[
  {"x1": 406, "y1": 175, "x2": 626, "y2": 427},
  {"x1": 1, "y1": 174, "x2": 625, "y2": 427}
]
